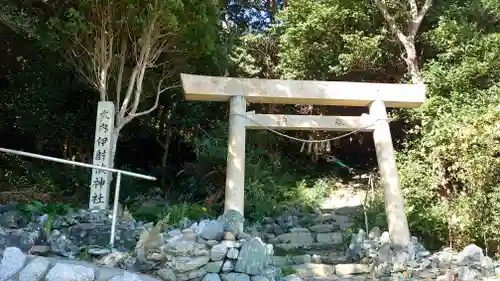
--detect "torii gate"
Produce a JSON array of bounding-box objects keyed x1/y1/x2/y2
[{"x1": 180, "y1": 73, "x2": 426, "y2": 249}]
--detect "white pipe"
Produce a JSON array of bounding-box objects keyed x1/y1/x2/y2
[
  {"x1": 110, "y1": 172, "x2": 122, "y2": 248},
  {"x1": 0, "y1": 147, "x2": 155, "y2": 249},
  {"x1": 0, "y1": 147, "x2": 156, "y2": 181}
]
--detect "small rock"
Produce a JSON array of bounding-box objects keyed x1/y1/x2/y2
[
  {"x1": 220, "y1": 210, "x2": 244, "y2": 237},
  {"x1": 237, "y1": 233, "x2": 251, "y2": 240},
  {"x1": 227, "y1": 248, "x2": 239, "y2": 259},
  {"x1": 0, "y1": 247, "x2": 27, "y2": 281},
  {"x1": 234, "y1": 238, "x2": 268, "y2": 275},
  {"x1": 334, "y1": 263, "x2": 370, "y2": 277},
  {"x1": 276, "y1": 233, "x2": 313, "y2": 245},
  {"x1": 436, "y1": 272, "x2": 455, "y2": 281},
  {"x1": 199, "y1": 220, "x2": 224, "y2": 241},
  {"x1": 211, "y1": 244, "x2": 229, "y2": 261},
  {"x1": 292, "y1": 255, "x2": 311, "y2": 264},
  {"x1": 380, "y1": 231, "x2": 390, "y2": 245},
  {"x1": 262, "y1": 267, "x2": 281, "y2": 281},
  {"x1": 108, "y1": 272, "x2": 148, "y2": 281},
  {"x1": 282, "y1": 275, "x2": 302, "y2": 281},
  {"x1": 417, "y1": 270, "x2": 438, "y2": 279},
  {"x1": 220, "y1": 273, "x2": 250, "y2": 281},
  {"x1": 224, "y1": 232, "x2": 236, "y2": 241},
  {"x1": 48, "y1": 233, "x2": 79, "y2": 258},
  {"x1": 28, "y1": 245, "x2": 51, "y2": 256},
  {"x1": 289, "y1": 228, "x2": 309, "y2": 233},
  {"x1": 220, "y1": 240, "x2": 237, "y2": 248},
  {"x1": 458, "y1": 266, "x2": 481, "y2": 281},
  {"x1": 45, "y1": 263, "x2": 95, "y2": 281},
  {"x1": 291, "y1": 264, "x2": 335, "y2": 278},
  {"x1": 250, "y1": 276, "x2": 269, "y2": 281},
  {"x1": 316, "y1": 232, "x2": 343, "y2": 244},
  {"x1": 202, "y1": 273, "x2": 221, "y2": 281},
  {"x1": 271, "y1": 256, "x2": 291, "y2": 267},
  {"x1": 167, "y1": 229, "x2": 182, "y2": 238},
  {"x1": 205, "y1": 261, "x2": 224, "y2": 273},
  {"x1": 88, "y1": 247, "x2": 112, "y2": 256},
  {"x1": 457, "y1": 244, "x2": 484, "y2": 264},
  {"x1": 147, "y1": 253, "x2": 164, "y2": 262},
  {"x1": 163, "y1": 236, "x2": 209, "y2": 256},
  {"x1": 175, "y1": 267, "x2": 207, "y2": 281},
  {"x1": 169, "y1": 256, "x2": 210, "y2": 272},
  {"x1": 311, "y1": 254, "x2": 322, "y2": 263},
  {"x1": 156, "y1": 268, "x2": 176, "y2": 281},
  {"x1": 18, "y1": 257, "x2": 50, "y2": 281},
  {"x1": 205, "y1": 240, "x2": 219, "y2": 247},
  {"x1": 368, "y1": 227, "x2": 381, "y2": 240},
  {"x1": 309, "y1": 224, "x2": 335, "y2": 233},
  {"x1": 222, "y1": 260, "x2": 235, "y2": 272}
]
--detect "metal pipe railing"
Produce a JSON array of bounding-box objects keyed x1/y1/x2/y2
[{"x1": 0, "y1": 147, "x2": 156, "y2": 248}]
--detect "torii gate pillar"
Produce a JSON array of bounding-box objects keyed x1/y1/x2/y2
[
  {"x1": 225, "y1": 96, "x2": 247, "y2": 215},
  {"x1": 370, "y1": 100, "x2": 411, "y2": 248}
]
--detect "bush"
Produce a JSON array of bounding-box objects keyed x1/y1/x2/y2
[
  {"x1": 398, "y1": 102, "x2": 500, "y2": 251},
  {"x1": 0, "y1": 154, "x2": 90, "y2": 205},
  {"x1": 129, "y1": 201, "x2": 217, "y2": 226},
  {"x1": 192, "y1": 121, "x2": 330, "y2": 222}
]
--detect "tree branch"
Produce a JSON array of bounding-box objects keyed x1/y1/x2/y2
[
  {"x1": 373, "y1": 0, "x2": 407, "y2": 42},
  {"x1": 408, "y1": 0, "x2": 433, "y2": 38},
  {"x1": 115, "y1": 37, "x2": 127, "y2": 111},
  {"x1": 407, "y1": 0, "x2": 418, "y2": 19},
  {"x1": 132, "y1": 84, "x2": 181, "y2": 119},
  {"x1": 118, "y1": 67, "x2": 138, "y2": 120}
]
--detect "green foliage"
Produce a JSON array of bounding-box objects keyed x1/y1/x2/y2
[
  {"x1": 394, "y1": 9, "x2": 500, "y2": 250},
  {"x1": 16, "y1": 199, "x2": 73, "y2": 235},
  {"x1": 276, "y1": 0, "x2": 395, "y2": 80},
  {"x1": 229, "y1": 32, "x2": 281, "y2": 78},
  {"x1": 280, "y1": 267, "x2": 298, "y2": 277},
  {"x1": 129, "y1": 202, "x2": 217, "y2": 226},
  {"x1": 193, "y1": 122, "x2": 330, "y2": 222},
  {"x1": 0, "y1": 154, "x2": 91, "y2": 204},
  {"x1": 17, "y1": 200, "x2": 73, "y2": 216}
]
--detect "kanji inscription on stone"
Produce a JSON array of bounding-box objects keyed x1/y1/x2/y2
[
  {"x1": 89, "y1": 101, "x2": 115, "y2": 210},
  {"x1": 276, "y1": 115, "x2": 288, "y2": 126}
]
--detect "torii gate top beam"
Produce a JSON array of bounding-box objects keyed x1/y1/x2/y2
[{"x1": 181, "y1": 74, "x2": 426, "y2": 108}]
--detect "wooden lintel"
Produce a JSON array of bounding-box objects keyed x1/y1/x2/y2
[
  {"x1": 181, "y1": 73, "x2": 426, "y2": 108},
  {"x1": 245, "y1": 112, "x2": 375, "y2": 132}
]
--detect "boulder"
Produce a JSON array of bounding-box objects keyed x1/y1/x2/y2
[
  {"x1": 220, "y1": 210, "x2": 244, "y2": 237},
  {"x1": 0, "y1": 247, "x2": 27, "y2": 281},
  {"x1": 199, "y1": 220, "x2": 224, "y2": 241},
  {"x1": 18, "y1": 257, "x2": 50, "y2": 281},
  {"x1": 211, "y1": 244, "x2": 229, "y2": 261},
  {"x1": 168, "y1": 256, "x2": 210, "y2": 272},
  {"x1": 201, "y1": 273, "x2": 221, "y2": 281},
  {"x1": 276, "y1": 233, "x2": 313, "y2": 245},
  {"x1": 45, "y1": 263, "x2": 95, "y2": 281},
  {"x1": 234, "y1": 238, "x2": 268, "y2": 275},
  {"x1": 220, "y1": 273, "x2": 250, "y2": 281}
]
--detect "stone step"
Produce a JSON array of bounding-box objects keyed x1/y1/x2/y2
[
  {"x1": 286, "y1": 263, "x2": 336, "y2": 279},
  {"x1": 271, "y1": 252, "x2": 351, "y2": 267},
  {"x1": 281, "y1": 263, "x2": 372, "y2": 279},
  {"x1": 272, "y1": 241, "x2": 345, "y2": 256}
]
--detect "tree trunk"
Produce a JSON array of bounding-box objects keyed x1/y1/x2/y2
[
  {"x1": 161, "y1": 120, "x2": 173, "y2": 191},
  {"x1": 401, "y1": 40, "x2": 424, "y2": 84},
  {"x1": 110, "y1": 129, "x2": 120, "y2": 169},
  {"x1": 160, "y1": 99, "x2": 177, "y2": 192},
  {"x1": 374, "y1": 0, "x2": 432, "y2": 84}
]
